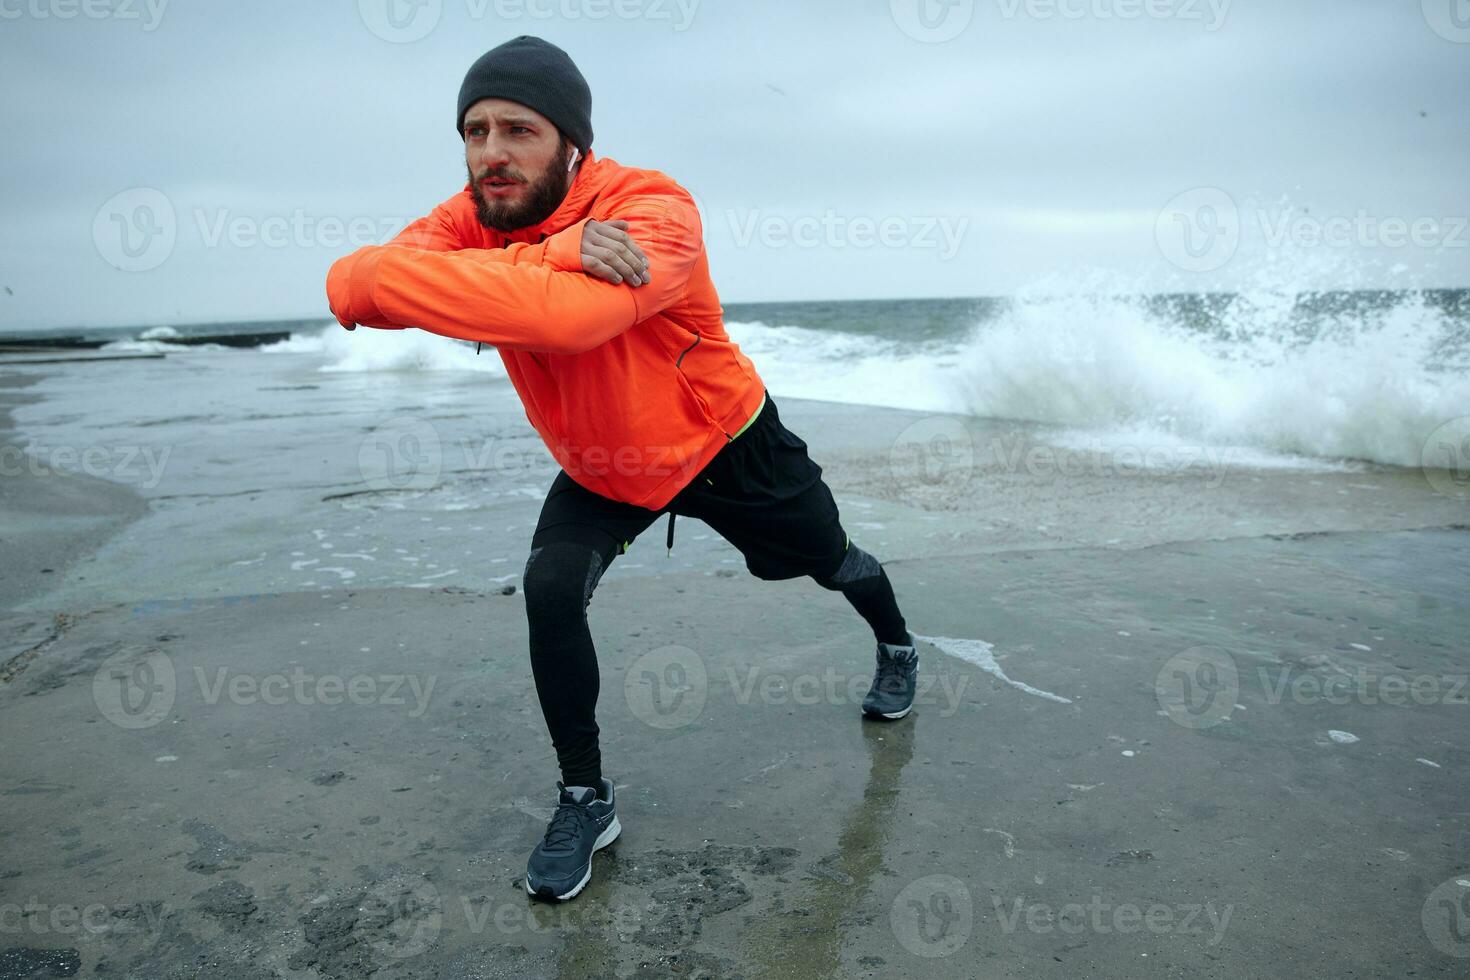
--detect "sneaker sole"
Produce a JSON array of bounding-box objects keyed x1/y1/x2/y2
[
  {"x1": 863, "y1": 704, "x2": 913, "y2": 720},
  {"x1": 524, "y1": 815, "x2": 622, "y2": 901}
]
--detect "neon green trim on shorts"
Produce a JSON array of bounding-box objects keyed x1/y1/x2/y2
[{"x1": 730, "y1": 391, "x2": 766, "y2": 440}]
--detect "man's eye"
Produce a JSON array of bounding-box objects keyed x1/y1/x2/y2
[{"x1": 510, "y1": 126, "x2": 530, "y2": 135}]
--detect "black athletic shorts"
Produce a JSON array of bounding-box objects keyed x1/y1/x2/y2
[{"x1": 530, "y1": 388, "x2": 849, "y2": 581}]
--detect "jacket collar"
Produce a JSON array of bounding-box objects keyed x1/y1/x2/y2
[{"x1": 476, "y1": 149, "x2": 616, "y2": 245}]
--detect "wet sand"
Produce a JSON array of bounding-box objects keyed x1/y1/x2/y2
[
  {"x1": 1, "y1": 358, "x2": 1467, "y2": 978},
  {"x1": 0, "y1": 374, "x2": 148, "y2": 611}
]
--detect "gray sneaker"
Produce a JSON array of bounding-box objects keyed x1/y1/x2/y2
[
  {"x1": 525, "y1": 777, "x2": 621, "y2": 901},
  {"x1": 862, "y1": 631, "x2": 919, "y2": 720}
]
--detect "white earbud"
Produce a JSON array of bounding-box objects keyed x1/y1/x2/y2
[{"x1": 567, "y1": 147, "x2": 580, "y2": 173}]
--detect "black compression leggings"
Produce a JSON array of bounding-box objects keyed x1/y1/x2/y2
[{"x1": 521, "y1": 525, "x2": 907, "y2": 788}]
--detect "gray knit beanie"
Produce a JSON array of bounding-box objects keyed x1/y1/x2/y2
[{"x1": 456, "y1": 36, "x2": 593, "y2": 154}]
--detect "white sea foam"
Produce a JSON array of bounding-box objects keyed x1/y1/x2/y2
[
  {"x1": 944, "y1": 281, "x2": 1469, "y2": 469},
  {"x1": 262, "y1": 324, "x2": 506, "y2": 375},
  {"x1": 917, "y1": 632, "x2": 1072, "y2": 705}
]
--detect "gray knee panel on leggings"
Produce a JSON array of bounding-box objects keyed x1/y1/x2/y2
[
  {"x1": 815, "y1": 541, "x2": 881, "y2": 590},
  {"x1": 523, "y1": 541, "x2": 607, "y2": 612}
]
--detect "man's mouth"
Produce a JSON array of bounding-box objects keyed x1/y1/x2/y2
[{"x1": 481, "y1": 176, "x2": 521, "y2": 195}]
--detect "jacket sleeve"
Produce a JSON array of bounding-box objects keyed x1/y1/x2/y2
[
  {"x1": 326, "y1": 188, "x2": 579, "y2": 332},
  {"x1": 325, "y1": 192, "x2": 703, "y2": 355}
]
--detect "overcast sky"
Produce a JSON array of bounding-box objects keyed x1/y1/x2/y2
[{"x1": 2, "y1": 0, "x2": 1467, "y2": 331}]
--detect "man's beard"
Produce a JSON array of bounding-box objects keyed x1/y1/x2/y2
[{"x1": 469, "y1": 142, "x2": 574, "y2": 232}]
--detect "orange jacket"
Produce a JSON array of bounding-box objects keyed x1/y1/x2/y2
[{"x1": 326, "y1": 151, "x2": 766, "y2": 510}]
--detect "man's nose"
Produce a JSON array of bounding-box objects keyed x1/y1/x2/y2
[{"x1": 476, "y1": 138, "x2": 512, "y2": 174}]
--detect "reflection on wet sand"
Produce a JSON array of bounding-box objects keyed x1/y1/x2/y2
[{"x1": 746, "y1": 716, "x2": 920, "y2": 979}]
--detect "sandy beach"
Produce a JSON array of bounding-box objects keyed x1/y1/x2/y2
[{"x1": 1, "y1": 350, "x2": 1467, "y2": 979}]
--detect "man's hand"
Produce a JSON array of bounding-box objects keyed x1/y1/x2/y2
[{"x1": 581, "y1": 219, "x2": 650, "y2": 287}]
